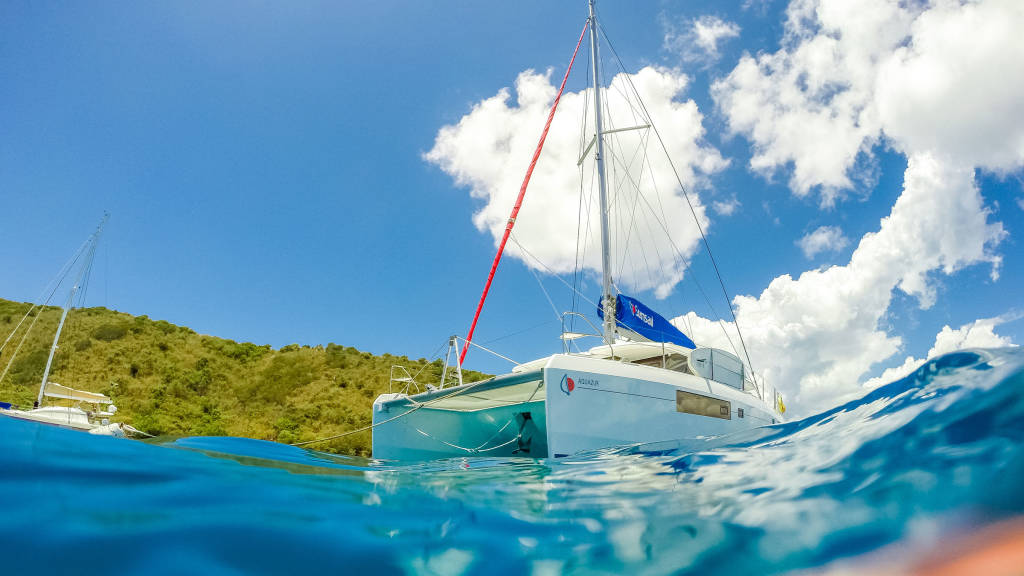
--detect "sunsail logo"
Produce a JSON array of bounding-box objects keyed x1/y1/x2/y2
[{"x1": 631, "y1": 303, "x2": 654, "y2": 328}]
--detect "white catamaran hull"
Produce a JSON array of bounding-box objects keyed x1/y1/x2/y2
[
  {"x1": 372, "y1": 354, "x2": 777, "y2": 460},
  {"x1": 372, "y1": 371, "x2": 547, "y2": 460}
]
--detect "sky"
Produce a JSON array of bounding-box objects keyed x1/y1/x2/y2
[{"x1": 2, "y1": 0, "x2": 1022, "y2": 417}]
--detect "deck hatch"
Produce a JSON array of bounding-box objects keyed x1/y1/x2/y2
[{"x1": 676, "y1": 390, "x2": 732, "y2": 420}]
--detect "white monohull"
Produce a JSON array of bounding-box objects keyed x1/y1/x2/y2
[
  {"x1": 371, "y1": 1, "x2": 785, "y2": 460},
  {"x1": 0, "y1": 214, "x2": 134, "y2": 437}
]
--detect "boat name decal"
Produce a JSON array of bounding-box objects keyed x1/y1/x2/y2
[{"x1": 561, "y1": 374, "x2": 599, "y2": 395}]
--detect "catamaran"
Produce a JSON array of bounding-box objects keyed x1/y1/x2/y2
[
  {"x1": 0, "y1": 214, "x2": 133, "y2": 437},
  {"x1": 371, "y1": 1, "x2": 784, "y2": 460}
]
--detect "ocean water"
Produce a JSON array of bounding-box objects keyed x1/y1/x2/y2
[{"x1": 2, "y1": 348, "x2": 1023, "y2": 575}]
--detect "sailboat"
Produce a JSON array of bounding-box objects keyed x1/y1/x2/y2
[
  {"x1": 371, "y1": 1, "x2": 784, "y2": 460},
  {"x1": 0, "y1": 214, "x2": 131, "y2": 437}
]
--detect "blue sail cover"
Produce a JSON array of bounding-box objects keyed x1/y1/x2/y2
[{"x1": 597, "y1": 293, "x2": 696, "y2": 349}]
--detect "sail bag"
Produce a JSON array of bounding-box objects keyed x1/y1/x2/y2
[{"x1": 598, "y1": 294, "x2": 696, "y2": 349}]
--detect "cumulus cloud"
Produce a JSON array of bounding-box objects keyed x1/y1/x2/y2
[
  {"x1": 664, "y1": 15, "x2": 741, "y2": 64},
  {"x1": 712, "y1": 196, "x2": 741, "y2": 216},
  {"x1": 677, "y1": 0, "x2": 1022, "y2": 416},
  {"x1": 713, "y1": 0, "x2": 1024, "y2": 203},
  {"x1": 425, "y1": 67, "x2": 728, "y2": 296},
  {"x1": 713, "y1": 0, "x2": 912, "y2": 203},
  {"x1": 876, "y1": 0, "x2": 1024, "y2": 170},
  {"x1": 863, "y1": 314, "x2": 1019, "y2": 389},
  {"x1": 676, "y1": 154, "x2": 1006, "y2": 415},
  {"x1": 796, "y1": 225, "x2": 849, "y2": 259}
]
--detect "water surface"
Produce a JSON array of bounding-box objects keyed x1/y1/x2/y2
[{"x1": 3, "y1": 348, "x2": 1023, "y2": 574}]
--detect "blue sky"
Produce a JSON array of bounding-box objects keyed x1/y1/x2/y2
[{"x1": 2, "y1": 1, "x2": 1021, "y2": 414}]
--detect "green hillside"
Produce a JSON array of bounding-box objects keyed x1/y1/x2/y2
[{"x1": 0, "y1": 298, "x2": 488, "y2": 455}]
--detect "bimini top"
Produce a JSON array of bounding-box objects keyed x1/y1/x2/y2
[
  {"x1": 598, "y1": 293, "x2": 696, "y2": 349},
  {"x1": 42, "y1": 382, "x2": 113, "y2": 405}
]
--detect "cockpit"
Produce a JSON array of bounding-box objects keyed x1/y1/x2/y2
[{"x1": 583, "y1": 341, "x2": 757, "y2": 393}]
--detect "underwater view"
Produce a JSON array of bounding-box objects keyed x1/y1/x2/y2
[{"x1": 2, "y1": 347, "x2": 1022, "y2": 575}]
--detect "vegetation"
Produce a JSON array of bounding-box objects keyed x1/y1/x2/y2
[{"x1": 0, "y1": 298, "x2": 488, "y2": 456}]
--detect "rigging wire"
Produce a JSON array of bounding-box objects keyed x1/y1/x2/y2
[
  {"x1": 574, "y1": 15, "x2": 729, "y2": 353},
  {"x1": 607, "y1": 129, "x2": 652, "y2": 281},
  {"x1": 595, "y1": 110, "x2": 736, "y2": 354},
  {"x1": 602, "y1": 131, "x2": 733, "y2": 352},
  {"x1": 598, "y1": 20, "x2": 756, "y2": 375},
  {"x1": 0, "y1": 309, "x2": 47, "y2": 387},
  {"x1": 0, "y1": 233, "x2": 97, "y2": 385},
  {"x1": 402, "y1": 339, "x2": 451, "y2": 391},
  {"x1": 481, "y1": 318, "x2": 558, "y2": 346},
  {"x1": 639, "y1": 130, "x2": 698, "y2": 338},
  {"x1": 511, "y1": 232, "x2": 564, "y2": 324},
  {"x1": 459, "y1": 19, "x2": 589, "y2": 366},
  {"x1": 509, "y1": 234, "x2": 600, "y2": 312},
  {"x1": 0, "y1": 237, "x2": 91, "y2": 355},
  {"x1": 571, "y1": 45, "x2": 592, "y2": 336}
]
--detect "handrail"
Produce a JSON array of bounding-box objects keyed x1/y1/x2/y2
[
  {"x1": 389, "y1": 365, "x2": 421, "y2": 395},
  {"x1": 559, "y1": 311, "x2": 603, "y2": 353}
]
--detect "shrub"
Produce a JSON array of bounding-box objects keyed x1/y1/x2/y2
[
  {"x1": 92, "y1": 323, "x2": 128, "y2": 342},
  {"x1": 224, "y1": 342, "x2": 270, "y2": 363},
  {"x1": 7, "y1": 349, "x2": 48, "y2": 387},
  {"x1": 153, "y1": 320, "x2": 176, "y2": 335}
]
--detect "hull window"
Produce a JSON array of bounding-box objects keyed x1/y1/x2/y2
[{"x1": 676, "y1": 390, "x2": 732, "y2": 420}]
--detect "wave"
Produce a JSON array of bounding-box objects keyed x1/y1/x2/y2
[{"x1": 2, "y1": 348, "x2": 1021, "y2": 574}]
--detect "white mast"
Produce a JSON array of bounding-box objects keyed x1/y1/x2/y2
[
  {"x1": 36, "y1": 213, "x2": 109, "y2": 407},
  {"x1": 589, "y1": 0, "x2": 615, "y2": 345}
]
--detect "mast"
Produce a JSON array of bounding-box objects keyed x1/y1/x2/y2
[
  {"x1": 589, "y1": 0, "x2": 615, "y2": 345},
  {"x1": 36, "y1": 213, "x2": 109, "y2": 407}
]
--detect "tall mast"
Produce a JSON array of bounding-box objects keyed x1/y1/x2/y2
[
  {"x1": 36, "y1": 213, "x2": 109, "y2": 407},
  {"x1": 589, "y1": 0, "x2": 615, "y2": 345}
]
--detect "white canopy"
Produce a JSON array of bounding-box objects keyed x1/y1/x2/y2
[{"x1": 43, "y1": 382, "x2": 113, "y2": 405}]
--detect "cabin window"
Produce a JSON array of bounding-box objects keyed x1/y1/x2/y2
[
  {"x1": 633, "y1": 355, "x2": 663, "y2": 368},
  {"x1": 632, "y1": 353, "x2": 692, "y2": 375}
]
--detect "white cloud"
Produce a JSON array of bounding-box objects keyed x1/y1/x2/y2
[
  {"x1": 693, "y1": 16, "x2": 741, "y2": 57},
  {"x1": 664, "y1": 16, "x2": 741, "y2": 64},
  {"x1": 682, "y1": 0, "x2": 1022, "y2": 416},
  {"x1": 712, "y1": 196, "x2": 741, "y2": 216},
  {"x1": 876, "y1": 0, "x2": 1024, "y2": 170},
  {"x1": 713, "y1": 0, "x2": 1024, "y2": 203},
  {"x1": 425, "y1": 67, "x2": 728, "y2": 297},
  {"x1": 863, "y1": 314, "x2": 1019, "y2": 389},
  {"x1": 796, "y1": 225, "x2": 849, "y2": 258},
  {"x1": 676, "y1": 153, "x2": 1006, "y2": 416},
  {"x1": 712, "y1": 0, "x2": 914, "y2": 203}
]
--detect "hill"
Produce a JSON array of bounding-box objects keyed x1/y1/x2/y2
[{"x1": 0, "y1": 298, "x2": 488, "y2": 455}]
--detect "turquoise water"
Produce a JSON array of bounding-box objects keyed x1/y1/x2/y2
[{"x1": 2, "y1": 348, "x2": 1023, "y2": 575}]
